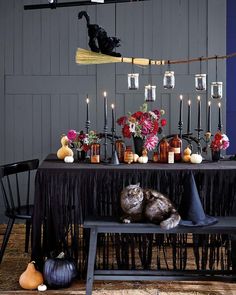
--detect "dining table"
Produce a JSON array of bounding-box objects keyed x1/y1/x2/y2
[{"x1": 31, "y1": 154, "x2": 236, "y2": 274}]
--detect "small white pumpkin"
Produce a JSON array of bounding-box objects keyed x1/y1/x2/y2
[
  {"x1": 138, "y1": 156, "x2": 148, "y2": 164},
  {"x1": 190, "y1": 153, "x2": 202, "y2": 164},
  {"x1": 133, "y1": 154, "x2": 139, "y2": 163},
  {"x1": 37, "y1": 284, "x2": 47, "y2": 292},
  {"x1": 64, "y1": 156, "x2": 74, "y2": 163}
]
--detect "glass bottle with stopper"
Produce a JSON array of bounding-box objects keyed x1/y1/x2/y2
[{"x1": 169, "y1": 134, "x2": 182, "y2": 162}]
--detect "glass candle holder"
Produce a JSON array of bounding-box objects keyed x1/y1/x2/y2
[
  {"x1": 211, "y1": 82, "x2": 223, "y2": 99},
  {"x1": 145, "y1": 85, "x2": 156, "y2": 102},
  {"x1": 163, "y1": 71, "x2": 175, "y2": 89},
  {"x1": 195, "y1": 74, "x2": 207, "y2": 91},
  {"x1": 128, "y1": 73, "x2": 139, "y2": 90}
]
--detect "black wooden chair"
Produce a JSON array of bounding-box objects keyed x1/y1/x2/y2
[{"x1": 0, "y1": 159, "x2": 39, "y2": 263}]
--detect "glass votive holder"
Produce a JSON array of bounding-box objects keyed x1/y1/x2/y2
[
  {"x1": 211, "y1": 82, "x2": 223, "y2": 99},
  {"x1": 145, "y1": 85, "x2": 156, "y2": 102},
  {"x1": 163, "y1": 71, "x2": 175, "y2": 89},
  {"x1": 195, "y1": 74, "x2": 207, "y2": 91},
  {"x1": 128, "y1": 73, "x2": 139, "y2": 90}
]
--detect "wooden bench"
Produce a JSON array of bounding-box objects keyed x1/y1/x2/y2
[{"x1": 84, "y1": 217, "x2": 236, "y2": 295}]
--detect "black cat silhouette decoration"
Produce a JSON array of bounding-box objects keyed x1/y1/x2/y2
[{"x1": 78, "y1": 11, "x2": 121, "y2": 57}]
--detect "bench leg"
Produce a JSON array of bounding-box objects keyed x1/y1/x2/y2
[{"x1": 86, "y1": 228, "x2": 98, "y2": 295}]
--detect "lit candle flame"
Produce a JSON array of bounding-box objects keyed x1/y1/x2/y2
[
  {"x1": 208, "y1": 101, "x2": 211, "y2": 106},
  {"x1": 111, "y1": 103, "x2": 115, "y2": 109},
  {"x1": 104, "y1": 91, "x2": 107, "y2": 97},
  {"x1": 197, "y1": 95, "x2": 201, "y2": 101},
  {"x1": 86, "y1": 97, "x2": 89, "y2": 104},
  {"x1": 180, "y1": 95, "x2": 183, "y2": 100},
  {"x1": 188, "y1": 99, "x2": 191, "y2": 105},
  {"x1": 218, "y1": 102, "x2": 221, "y2": 108}
]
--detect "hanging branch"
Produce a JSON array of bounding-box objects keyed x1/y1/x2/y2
[{"x1": 76, "y1": 48, "x2": 236, "y2": 66}]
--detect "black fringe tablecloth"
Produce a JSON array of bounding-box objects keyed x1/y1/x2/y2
[{"x1": 31, "y1": 154, "x2": 236, "y2": 274}]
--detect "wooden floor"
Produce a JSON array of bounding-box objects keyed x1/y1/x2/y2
[{"x1": 0, "y1": 224, "x2": 236, "y2": 295}]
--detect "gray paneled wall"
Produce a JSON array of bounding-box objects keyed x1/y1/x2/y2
[{"x1": 0, "y1": 0, "x2": 226, "y2": 221}]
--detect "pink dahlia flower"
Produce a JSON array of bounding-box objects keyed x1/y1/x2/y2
[{"x1": 144, "y1": 135, "x2": 158, "y2": 151}]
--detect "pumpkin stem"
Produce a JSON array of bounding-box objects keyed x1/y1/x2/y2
[{"x1": 57, "y1": 252, "x2": 65, "y2": 259}]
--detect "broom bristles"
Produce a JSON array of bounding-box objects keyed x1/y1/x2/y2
[{"x1": 76, "y1": 48, "x2": 163, "y2": 66}]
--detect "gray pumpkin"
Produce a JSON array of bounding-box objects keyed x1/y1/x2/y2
[{"x1": 43, "y1": 252, "x2": 77, "y2": 288}]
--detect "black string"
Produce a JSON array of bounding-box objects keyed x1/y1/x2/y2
[
  {"x1": 199, "y1": 57, "x2": 202, "y2": 75},
  {"x1": 168, "y1": 60, "x2": 170, "y2": 71},
  {"x1": 149, "y1": 60, "x2": 152, "y2": 85},
  {"x1": 131, "y1": 57, "x2": 134, "y2": 73},
  {"x1": 215, "y1": 55, "x2": 218, "y2": 82}
]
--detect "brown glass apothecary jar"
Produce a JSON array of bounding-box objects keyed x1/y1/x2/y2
[
  {"x1": 169, "y1": 134, "x2": 182, "y2": 162},
  {"x1": 124, "y1": 146, "x2": 134, "y2": 164},
  {"x1": 159, "y1": 139, "x2": 169, "y2": 163},
  {"x1": 115, "y1": 139, "x2": 126, "y2": 162},
  {"x1": 90, "y1": 143, "x2": 100, "y2": 163}
]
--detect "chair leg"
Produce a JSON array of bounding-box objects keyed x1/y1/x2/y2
[
  {"x1": 0, "y1": 218, "x2": 15, "y2": 264},
  {"x1": 25, "y1": 220, "x2": 31, "y2": 253},
  {"x1": 86, "y1": 228, "x2": 98, "y2": 295}
]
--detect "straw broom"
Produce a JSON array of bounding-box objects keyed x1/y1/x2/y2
[
  {"x1": 76, "y1": 48, "x2": 164, "y2": 66},
  {"x1": 76, "y1": 48, "x2": 236, "y2": 66}
]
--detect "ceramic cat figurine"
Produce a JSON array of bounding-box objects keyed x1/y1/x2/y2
[{"x1": 120, "y1": 183, "x2": 181, "y2": 230}]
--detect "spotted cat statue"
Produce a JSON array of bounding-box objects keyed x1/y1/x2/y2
[{"x1": 120, "y1": 183, "x2": 181, "y2": 230}]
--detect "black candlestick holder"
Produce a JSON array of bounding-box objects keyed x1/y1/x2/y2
[
  {"x1": 103, "y1": 123, "x2": 109, "y2": 163},
  {"x1": 178, "y1": 120, "x2": 183, "y2": 138},
  {"x1": 85, "y1": 119, "x2": 90, "y2": 135}
]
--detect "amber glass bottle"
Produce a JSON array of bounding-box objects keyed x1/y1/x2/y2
[
  {"x1": 124, "y1": 146, "x2": 134, "y2": 164},
  {"x1": 169, "y1": 135, "x2": 182, "y2": 162},
  {"x1": 90, "y1": 143, "x2": 100, "y2": 163},
  {"x1": 159, "y1": 139, "x2": 169, "y2": 163},
  {"x1": 152, "y1": 151, "x2": 159, "y2": 162},
  {"x1": 115, "y1": 139, "x2": 125, "y2": 163}
]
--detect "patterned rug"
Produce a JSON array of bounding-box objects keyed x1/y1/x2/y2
[{"x1": 0, "y1": 224, "x2": 236, "y2": 294}]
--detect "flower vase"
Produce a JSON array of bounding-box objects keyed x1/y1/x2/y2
[
  {"x1": 133, "y1": 136, "x2": 144, "y2": 156},
  {"x1": 75, "y1": 149, "x2": 86, "y2": 162},
  {"x1": 211, "y1": 149, "x2": 221, "y2": 162}
]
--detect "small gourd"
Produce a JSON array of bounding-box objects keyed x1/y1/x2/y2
[
  {"x1": 138, "y1": 149, "x2": 148, "y2": 164},
  {"x1": 190, "y1": 153, "x2": 203, "y2": 164},
  {"x1": 183, "y1": 146, "x2": 192, "y2": 156},
  {"x1": 182, "y1": 154, "x2": 191, "y2": 162},
  {"x1": 19, "y1": 261, "x2": 44, "y2": 290},
  {"x1": 57, "y1": 135, "x2": 74, "y2": 160},
  {"x1": 133, "y1": 154, "x2": 139, "y2": 163}
]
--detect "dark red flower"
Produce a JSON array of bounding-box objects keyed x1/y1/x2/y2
[
  {"x1": 152, "y1": 121, "x2": 159, "y2": 134},
  {"x1": 131, "y1": 111, "x2": 143, "y2": 120},
  {"x1": 122, "y1": 124, "x2": 131, "y2": 138},
  {"x1": 117, "y1": 116, "x2": 127, "y2": 126},
  {"x1": 215, "y1": 132, "x2": 223, "y2": 141},
  {"x1": 161, "y1": 118, "x2": 167, "y2": 127}
]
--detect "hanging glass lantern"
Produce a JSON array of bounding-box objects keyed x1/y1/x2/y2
[
  {"x1": 128, "y1": 73, "x2": 139, "y2": 90},
  {"x1": 163, "y1": 71, "x2": 175, "y2": 89},
  {"x1": 211, "y1": 82, "x2": 223, "y2": 99},
  {"x1": 195, "y1": 74, "x2": 207, "y2": 91},
  {"x1": 210, "y1": 56, "x2": 223, "y2": 99},
  {"x1": 145, "y1": 85, "x2": 156, "y2": 102}
]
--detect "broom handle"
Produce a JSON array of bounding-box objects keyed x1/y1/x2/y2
[{"x1": 123, "y1": 52, "x2": 236, "y2": 66}]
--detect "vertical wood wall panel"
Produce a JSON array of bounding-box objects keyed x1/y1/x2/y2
[{"x1": 0, "y1": 0, "x2": 227, "y2": 220}]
